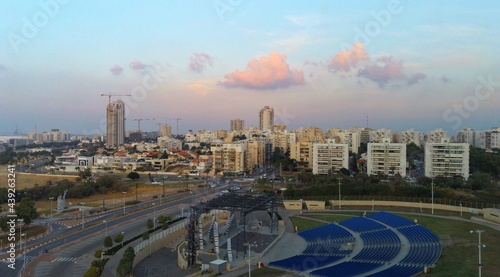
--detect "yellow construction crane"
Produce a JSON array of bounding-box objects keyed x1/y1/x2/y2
[{"x1": 101, "y1": 93, "x2": 131, "y2": 104}]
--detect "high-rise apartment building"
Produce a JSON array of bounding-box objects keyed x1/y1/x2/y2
[
  {"x1": 290, "y1": 141, "x2": 313, "y2": 169},
  {"x1": 230, "y1": 118, "x2": 245, "y2": 132},
  {"x1": 259, "y1": 106, "x2": 274, "y2": 131},
  {"x1": 425, "y1": 139, "x2": 469, "y2": 180},
  {"x1": 427, "y1": 128, "x2": 450, "y2": 143},
  {"x1": 367, "y1": 138, "x2": 406, "y2": 177},
  {"x1": 312, "y1": 141, "x2": 349, "y2": 175},
  {"x1": 160, "y1": 124, "x2": 172, "y2": 137},
  {"x1": 211, "y1": 143, "x2": 247, "y2": 172},
  {"x1": 106, "y1": 100, "x2": 125, "y2": 148}
]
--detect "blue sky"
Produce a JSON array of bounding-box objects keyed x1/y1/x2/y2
[{"x1": 1, "y1": 0, "x2": 499, "y2": 136}]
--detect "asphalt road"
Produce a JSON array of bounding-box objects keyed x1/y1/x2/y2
[{"x1": 0, "y1": 185, "x2": 227, "y2": 277}]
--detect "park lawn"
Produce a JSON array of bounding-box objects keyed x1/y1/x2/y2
[
  {"x1": 289, "y1": 217, "x2": 327, "y2": 232},
  {"x1": 239, "y1": 267, "x2": 287, "y2": 277},
  {"x1": 0, "y1": 168, "x2": 78, "y2": 190},
  {"x1": 303, "y1": 214, "x2": 357, "y2": 223}
]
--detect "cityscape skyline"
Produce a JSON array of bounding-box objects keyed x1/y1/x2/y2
[{"x1": 1, "y1": 1, "x2": 499, "y2": 135}]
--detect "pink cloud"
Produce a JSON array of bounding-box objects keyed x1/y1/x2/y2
[
  {"x1": 220, "y1": 51, "x2": 304, "y2": 89},
  {"x1": 129, "y1": 61, "x2": 148, "y2": 70},
  {"x1": 189, "y1": 52, "x2": 214, "y2": 73},
  {"x1": 109, "y1": 64, "x2": 123, "y2": 75},
  {"x1": 328, "y1": 43, "x2": 427, "y2": 87},
  {"x1": 329, "y1": 42, "x2": 369, "y2": 71},
  {"x1": 358, "y1": 56, "x2": 406, "y2": 86},
  {"x1": 407, "y1": 72, "x2": 427, "y2": 85}
]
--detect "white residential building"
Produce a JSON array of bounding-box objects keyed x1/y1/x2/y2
[
  {"x1": 395, "y1": 129, "x2": 425, "y2": 146},
  {"x1": 425, "y1": 139, "x2": 470, "y2": 180},
  {"x1": 370, "y1": 128, "x2": 393, "y2": 143},
  {"x1": 367, "y1": 138, "x2": 406, "y2": 177},
  {"x1": 427, "y1": 128, "x2": 450, "y2": 143},
  {"x1": 312, "y1": 142, "x2": 349, "y2": 175}
]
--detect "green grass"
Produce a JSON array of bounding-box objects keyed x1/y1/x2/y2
[
  {"x1": 289, "y1": 217, "x2": 327, "y2": 232},
  {"x1": 238, "y1": 267, "x2": 286, "y2": 277},
  {"x1": 295, "y1": 212, "x2": 500, "y2": 277},
  {"x1": 302, "y1": 214, "x2": 357, "y2": 223}
]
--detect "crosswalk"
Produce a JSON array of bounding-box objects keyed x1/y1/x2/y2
[
  {"x1": 51, "y1": 256, "x2": 78, "y2": 262},
  {"x1": 18, "y1": 255, "x2": 36, "y2": 262}
]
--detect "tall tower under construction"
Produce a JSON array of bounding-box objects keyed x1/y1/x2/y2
[{"x1": 106, "y1": 100, "x2": 125, "y2": 148}]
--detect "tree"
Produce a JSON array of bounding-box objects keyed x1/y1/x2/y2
[
  {"x1": 157, "y1": 215, "x2": 167, "y2": 224},
  {"x1": 15, "y1": 198, "x2": 39, "y2": 226},
  {"x1": 114, "y1": 233, "x2": 124, "y2": 244},
  {"x1": 116, "y1": 247, "x2": 135, "y2": 277},
  {"x1": 94, "y1": 249, "x2": 103, "y2": 259},
  {"x1": 127, "y1": 171, "x2": 140, "y2": 180},
  {"x1": 147, "y1": 218, "x2": 154, "y2": 229},
  {"x1": 142, "y1": 231, "x2": 152, "y2": 257},
  {"x1": 162, "y1": 222, "x2": 169, "y2": 230},
  {"x1": 83, "y1": 266, "x2": 101, "y2": 277},
  {"x1": 142, "y1": 231, "x2": 150, "y2": 241},
  {"x1": 104, "y1": 236, "x2": 113, "y2": 249}
]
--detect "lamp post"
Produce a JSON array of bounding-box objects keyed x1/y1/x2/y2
[
  {"x1": 419, "y1": 201, "x2": 423, "y2": 213},
  {"x1": 122, "y1": 192, "x2": 127, "y2": 214},
  {"x1": 49, "y1": 197, "x2": 54, "y2": 228},
  {"x1": 181, "y1": 207, "x2": 184, "y2": 218},
  {"x1": 470, "y1": 229, "x2": 485, "y2": 277},
  {"x1": 337, "y1": 178, "x2": 342, "y2": 209},
  {"x1": 121, "y1": 231, "x2": 125, "y2": 247},
  {"x1": 80, "y1": 203, "x2": 86, "y2": 230},
  {"x1": 371, "y1": 199, "x2": 374, "y2": 211},
  {"x1": 22, "y1": 233, "x2": 27, "y2": 271},
  {"x1": 460, "y1": 203, "x2": 463, "y2": 217},
  {"x1": 431, "y1": 177, "x2": 435, "y2": 215},
  {"x1": 103, "y1": 220, "x2": 108, "y2": 237},
  {"x1": 152, "y1": 203, "x2": 156, "y2": 229},
  {"x1": 244, "y1": 243, "x2": 257, "y2": 277}
]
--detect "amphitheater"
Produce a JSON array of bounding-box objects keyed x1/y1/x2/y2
[{"x1": 269, "y1": 211, "x2": 441, "y2": 277}]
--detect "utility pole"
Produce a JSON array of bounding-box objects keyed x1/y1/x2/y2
[{"x1": 470, "y1": 229, "x2": 486, "y2": 277}]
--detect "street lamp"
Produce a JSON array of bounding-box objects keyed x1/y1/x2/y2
[
  {"x1": 244, "y1": 242, "x2": 257, "y2": 277},
  {"x1": 121, "y1": 231, "x2": 125, "y2": 247},
  {"x1": 419, "y1": 201, "x2": 423, "y2": 213},
  {"x1": 49, "y1": 197, "x2": 54, "y2": 227},
  {"x1": 460, "y1": 203, "x2": 463, "y2": 217},
  {"x1": 337, "y1": 178, "x2": 342, "y2": 209},
  {"x1": 80, "y1": 203, "x2": 86, "y2": 230},
  {"x1": 152, "y1": 203, "x2": 156, "y2": 229},
  {"x1": 103, "y1": 220, "x2": 108, "y2": 237},
  {"x1": 21, "y1": 233, "x2": 27, "y2": 272},
  {"x1": 431, "y1": 177, "x2": 435, "y2": 215},
  {"x1": 470, "y1": 229, "x2": 486, "y2": 277},
  {"x1": 371, "y1": 199, "x2": 374, "y2": 211},
  {"x1": 122, "y1": 192, "x2": 127, "y2": 214}
]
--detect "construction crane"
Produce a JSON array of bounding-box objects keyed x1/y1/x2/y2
[
  {"x1": 133, "y1": 118, "x2": 153, "y2": 133},
  {"x1": 168, "y1": 118, "x2": 182, "y2": 136},
  {"x1": 101, "y1": 93, "x2": 131, "y2": 105}
]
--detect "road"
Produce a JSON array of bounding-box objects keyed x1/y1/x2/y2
[{"x1": 0, "y1": 184, "x2": 228, "y2": 277}]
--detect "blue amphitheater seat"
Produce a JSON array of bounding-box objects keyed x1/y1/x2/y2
[{"x1": 367, "y1": 211, "x2": 416, "y2": 228}]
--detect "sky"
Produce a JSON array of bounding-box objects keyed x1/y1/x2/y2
[{"x1": 0, "y1": 0, "x2": 499, "y2": 136}]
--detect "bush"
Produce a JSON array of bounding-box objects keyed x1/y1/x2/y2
[{"x1": 94, "y1": 249, "x2": 103, "y2": 259}]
